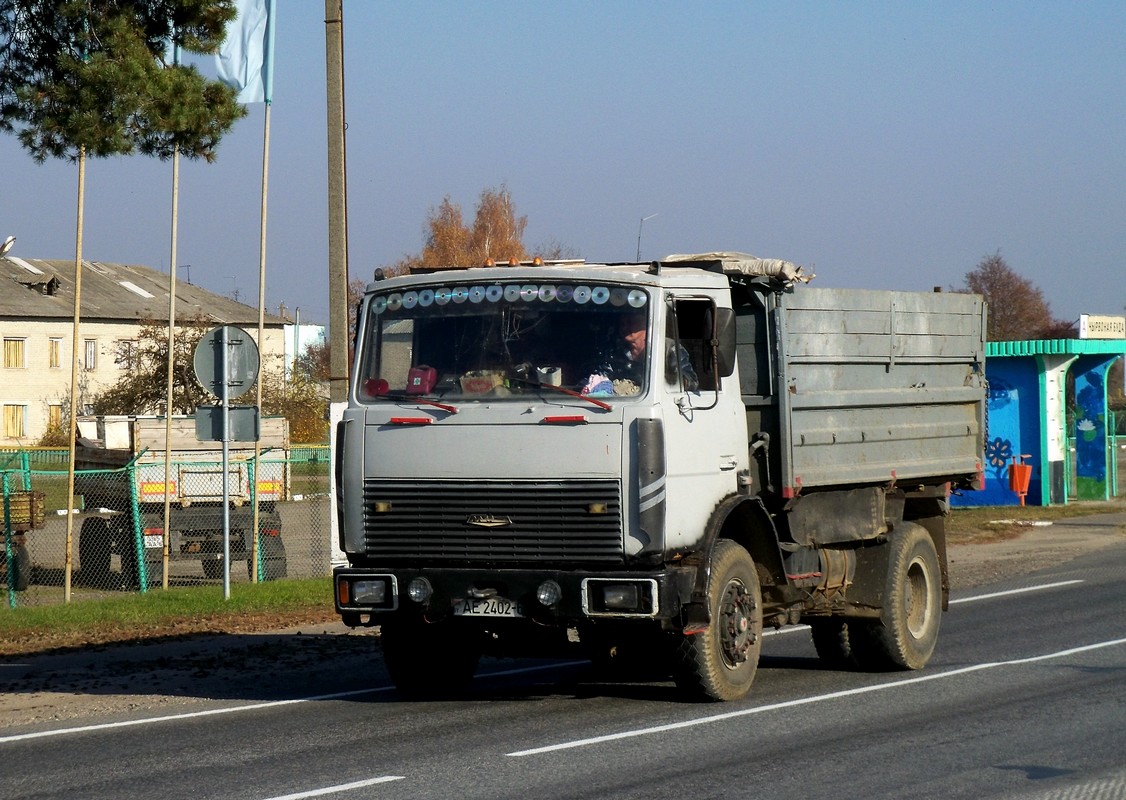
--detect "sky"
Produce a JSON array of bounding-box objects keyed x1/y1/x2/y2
[{"x1": 1, "y1": 2, "x2": 1124, "y2": 328}]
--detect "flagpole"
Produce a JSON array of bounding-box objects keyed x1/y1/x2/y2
[
  {"x1": 251, "y1": 0, "x2": 276, "y2": 582},
  {"x1": 159, "y1": 35, "x2": 184, "y2": 593},
  {"x1": 63, "y1": 147, "x2": 86, "y2": 604},
  {"x1": 216, "y1": 0, "x2": 276, "y2": 580},
  {"x1": 253, "y1": 99, "x2": 270, "y2": 582},
  {"x1": 163, "y1": 142, "x2": 180, "y2": 592}
]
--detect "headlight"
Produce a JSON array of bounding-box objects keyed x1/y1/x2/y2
[
  {"x1": 601, "y1": 584, "x2": 640, "y2": 610},
  {"x1": 536, "y1": 579, "x2": 562, "y2": 607},
  {"x1": 352, "y1": 579, "x2": 389, "y2": 605},
  {"x1": 407, "y1": 577, "x2": 433, "y2": 603}
]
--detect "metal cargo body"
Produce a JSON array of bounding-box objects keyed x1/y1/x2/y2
[{"x1": 767, "y1": 287, "x2": 986, "y2": 495}]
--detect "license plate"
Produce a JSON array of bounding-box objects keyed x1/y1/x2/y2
[
  {"x1": 144, "y1": 534, "x2": 163, "y2": 549},
  {"x1": 453, "y1": 597, "x2": 524, "y2": 617}
]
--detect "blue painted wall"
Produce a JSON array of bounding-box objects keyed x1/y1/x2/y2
[
  {"x1": 1073, "y1": 357, "x2": 1115, "y2": 500},
  {"x1": 952, "y1": 358, "x2": 1042, "y2": 507}
]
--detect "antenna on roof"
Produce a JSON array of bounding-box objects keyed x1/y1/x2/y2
[
  {"x1": 636, "y1": 213, "x2": 658, "y2": 262},
  {"x1": 0, "y1": 235, "x2": 14, "y2": 257}
]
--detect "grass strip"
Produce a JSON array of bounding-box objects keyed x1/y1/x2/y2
[{"x1": 0, "y1": 578, "x2": 335, "y2": 656}]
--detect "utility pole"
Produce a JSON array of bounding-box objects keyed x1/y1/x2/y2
[
  {"x1": 325, "y1": 0, "x2": 350, "y2": 569},
  {"x1": 325, "y1": 0, "x2": 349, "y2": 404}
]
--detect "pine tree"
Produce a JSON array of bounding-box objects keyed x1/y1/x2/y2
[{"x1": 0, "y1": 0, "x2": 244, "y2": 162}]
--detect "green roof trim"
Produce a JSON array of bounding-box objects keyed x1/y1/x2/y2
[{"x1": 987, "y1": 339, "x2": 1126, "y2": 358}]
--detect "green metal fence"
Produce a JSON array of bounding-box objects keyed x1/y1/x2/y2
[{"x1": 1, "y1": 446, "x2": 331, "y2": 609}]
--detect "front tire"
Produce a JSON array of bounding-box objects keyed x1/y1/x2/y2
[
  {"x1": 584, "y1": 625, "x2": 673, "y2": 681},
  {"x1": 379, "y1": 616, "x2": 482, "y2": 699},
  {"x1": 673, "y1": 539, "x2": 763, "y2": 702}
]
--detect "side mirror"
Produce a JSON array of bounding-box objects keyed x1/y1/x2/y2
[{"x1": 714, "y1": 307, "x2": 736, "y2": 378}]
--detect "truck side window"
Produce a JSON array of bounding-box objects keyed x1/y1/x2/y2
[{"x1": 665, "y1": 299, "x2": 715, "y2": 393}]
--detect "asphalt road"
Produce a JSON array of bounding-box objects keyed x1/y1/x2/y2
[{"x1": 2, "y1": 543, "x2": 1124, "y2": 800}]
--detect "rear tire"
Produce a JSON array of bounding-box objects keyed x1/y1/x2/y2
[
  {"x1": 672, "y1": 540, "x2": 763, "y2": 702},
  {"x1": 78, "y1": 518, "x2": 112, "y2": 587},
  {"x1": 854, "y1": 523, "x2": 942, "y2": 670},
  {"x1": 7, "y1": 543, "x2": 31, "y2": 591},
  {"x1": 249, "y1": 533, "x2": 287, "y2": 580},
  {"x1": 245, "y1": 556, "x2": 288, "y2": 581},
  {"x1": 379, "y1": 616, "x2": 482, "y2": 699},
  {"x1": 809, "y1": 618, "x2": 862, "y2": 670},
  {"x1": 120, "y1": 543, "x2": 156, "y2": 591}
]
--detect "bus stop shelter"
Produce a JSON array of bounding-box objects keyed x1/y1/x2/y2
[{"x1": 954, "y1": 328, "x2": 1125, "y2": 508}]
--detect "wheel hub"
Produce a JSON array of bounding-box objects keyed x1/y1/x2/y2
[{"x1": 719, "y1": 580, "x2": 757, "y2": 667}]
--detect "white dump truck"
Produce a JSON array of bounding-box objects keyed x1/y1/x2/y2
[
  {"x1": 333, "y1": 253, "x2": 987, "y2": 700},
  {"x1": 75, "y1": 415, "x2": 289, "y2": 588}
]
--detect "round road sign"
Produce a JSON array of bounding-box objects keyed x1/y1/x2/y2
[{"x1": 193, "y1": 325, "x2": 260, "y2": 400}]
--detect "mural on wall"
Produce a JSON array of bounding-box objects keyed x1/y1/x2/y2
[
  {"x1": 984, "y1": 435, "x2": 1014, "y2": 484},
  {"x1": 985, "y1": 378, "x2": 1019, "y2": 485},
  {"x1": 953, "y1": 374, "x2": 1027, "y2": 506},
  {"x1": 1074, "y1": 369, "x2": 1107, "y2": 499}
]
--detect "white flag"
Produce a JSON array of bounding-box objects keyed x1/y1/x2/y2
[{"x1": 216, "y1": 0, "x2": 275, "y2": 104}]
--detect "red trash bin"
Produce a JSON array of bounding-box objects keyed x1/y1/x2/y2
[{"x1": 1008, "y1": 455, "x2": 1033, "y2": 506}]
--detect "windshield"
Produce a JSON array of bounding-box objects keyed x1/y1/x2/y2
[{"x1": 356, "y1": 282, "x2": 651, "y2": 402}]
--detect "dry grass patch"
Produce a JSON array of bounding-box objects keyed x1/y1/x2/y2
[{"x1": 947, "y1": 498, "x2": 1126, "y2": 544}]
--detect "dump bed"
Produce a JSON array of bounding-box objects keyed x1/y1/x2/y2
[
  {"x1": 74, "y1": 416, "x2": 290, "y2": 506},
  {"x1": 766, "y1": 287, "x2": 986, "y2": 494}
]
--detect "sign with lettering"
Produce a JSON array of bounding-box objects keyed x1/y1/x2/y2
[{"x1": 1078, "y1": 315, "x2": 1126, "y2": 340}]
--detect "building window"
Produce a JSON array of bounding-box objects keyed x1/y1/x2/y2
[
  {"x1": 48, "y1": 404, "x2": 63, "y2": 429},
  {"x1": 84, "y1": 339, "x2": 97, "y2": 371},
  {"x1": 49, "y1": 337, "x2": 62, "y2": 369},
  {"x1": 115, "y1": 339, "x2": 138, "y2": 369},
  {"x1": 3, "y1": 404, "x2": 26, "y2": 438},
  {"x1": 3, "y1": 338, "x2": 25, "y2": 369}
]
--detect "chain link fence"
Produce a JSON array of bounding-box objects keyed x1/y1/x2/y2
[{"x1": 2, "y1": 446, "x2": 331, "y2": 609}]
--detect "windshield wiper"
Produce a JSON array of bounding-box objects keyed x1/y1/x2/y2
[
  {"x1": 506, "y1": 376, "x2": 612, "y2": 411},
  {"x1": 377, "y1": 392, "x2": 459, "y2": 414}
]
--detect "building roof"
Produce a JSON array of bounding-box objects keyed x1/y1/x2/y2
[
  {"x1": 0, "y1": 257, "x2": 286, "y2": 327},
  {"x1": 987, "y1": 339, "x2": 1126, "y2": 358}
]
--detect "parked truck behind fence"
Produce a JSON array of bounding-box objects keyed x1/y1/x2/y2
[
  {"x1": 334, "y1": 253, "x2": 987, "y2": 701},
  {"x1": 75, "y1": 415, "x2": 289, "y2": 589}
]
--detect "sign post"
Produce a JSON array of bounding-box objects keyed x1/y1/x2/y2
[{"x1": 193, "y1": 326, "x2": 260, "y2": 599}]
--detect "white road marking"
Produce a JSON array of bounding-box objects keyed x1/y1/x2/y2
[
  {"x1": 0, "y1": 686, "x2": 390, "y2": 744},
  {"x1": 764, "y1": 625, "x2": 809, "y2": 637},
  {"x1": 507, "y1": 636, "x2": 1126, "y2": 757},
  {"x1": 0, "y1": 662, "x2": 582, "y2": 745},
  {"x1": 950, "y1": 580, "x2": 1083, "y2": 605},
  {"x1": 261, "y1": 775, "x2": 404, "y2": 799}
]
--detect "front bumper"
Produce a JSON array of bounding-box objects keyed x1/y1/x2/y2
[{"x1": 333, "y1": 564, "x2": 698, "y2": 627}]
